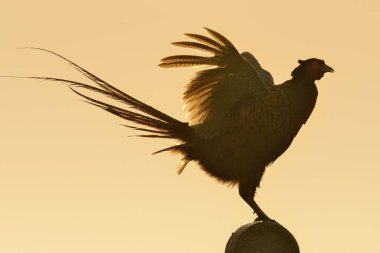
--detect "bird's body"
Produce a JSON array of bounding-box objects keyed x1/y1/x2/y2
[
  {"x1": 16, "y1": 28, "x2": 333, "y2": 221},
  {"x1": 189, "y1": 79, "x2": 318, "y2": 185}
]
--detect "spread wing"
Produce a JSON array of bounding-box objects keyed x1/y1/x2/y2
[{"x1": 160, "y1": 28, "x2": 274, "y2": 138}]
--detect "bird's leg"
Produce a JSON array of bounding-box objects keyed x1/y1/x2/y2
[{"x1": 238, "y1": 183, "x2": 274, "y2": 223}]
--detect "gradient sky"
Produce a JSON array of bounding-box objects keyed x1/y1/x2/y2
[{"x1": 1, "y1": 1, "x2": 379, "y2": 252}]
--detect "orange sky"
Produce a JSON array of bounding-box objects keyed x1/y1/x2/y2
[{"x1": 1, "y1": 1, "x2": 379, "y2": 252}]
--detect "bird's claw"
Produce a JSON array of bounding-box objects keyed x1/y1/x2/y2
[
  {"x1": 254, "y1": 217, "x2": 276, "y2": 223},
  {"x1": 253, "y1": 213, "x2": 276, "y2": 223},
  {"x1": 254, "y1": 217, "x2": 277, "y2": 223}
]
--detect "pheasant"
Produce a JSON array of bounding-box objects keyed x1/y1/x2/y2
[{"x1": 15, "y1": 28, "x2": 333, "y2": 221}]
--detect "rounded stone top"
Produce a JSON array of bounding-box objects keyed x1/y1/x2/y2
[{"x1": 225, "y1": 221, "x2": 300, "y2": 253}]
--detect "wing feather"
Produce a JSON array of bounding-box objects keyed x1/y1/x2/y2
[
  {"x1": 185, "y1": 33, "x2": 226, "y2": 52},
  {"x1": 203, "y1": 27, "x2": 239, "y2": 54},
  {"x1": 160, "y1": 28, "x2": 274, "y2": 138},
  {"x1": 171, "y1": 41, "x2": 222, "y2": 55}
]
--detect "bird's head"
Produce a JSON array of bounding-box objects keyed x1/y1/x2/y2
[{"x1": 291, "y1": 58, "x2": 334, "y2": 81}]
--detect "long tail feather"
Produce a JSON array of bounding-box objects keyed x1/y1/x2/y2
[
  {"x1": 27, "y1": 47, "x2": 180, "y2": 125},
  {"x1": 4, "y1": 48, "x2": 194, "y2": 154}
]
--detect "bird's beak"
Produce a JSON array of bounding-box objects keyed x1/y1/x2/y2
[{"x1": 322, "y1": 64, "x2": 334, "y2": 73}]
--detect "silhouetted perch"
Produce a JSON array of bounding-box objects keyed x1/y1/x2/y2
[{"x1": 225, "y1": 222, "x2": 299, "y2": 253}]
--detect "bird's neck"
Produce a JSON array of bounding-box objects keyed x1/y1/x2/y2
[
  {"x1": 291, "y1": 75, "x2": 316, "y2": 85},
  {"x1": 285, "y1": 78, "x2": 318, "y2": 101},
  {"x1": 282, "y1": 78, "x2": 318, "y2": 129}
]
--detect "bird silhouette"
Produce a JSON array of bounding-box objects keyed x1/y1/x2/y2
[{"x1": 15, "y1": 28, "x2": 334, "y2": 222}]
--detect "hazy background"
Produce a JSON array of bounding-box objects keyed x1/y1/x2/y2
[{"x1": 1, "y1": 1, "x2": 379, "y2": 252}]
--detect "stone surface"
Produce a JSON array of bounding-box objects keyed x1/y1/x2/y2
[{"x1": 225, "y1": 222, "x2": 300, "y2": 253}]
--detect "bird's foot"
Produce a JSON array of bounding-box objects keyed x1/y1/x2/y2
[{"x1": 253, "y1": 213, "x2": 276, "y2": 223}]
